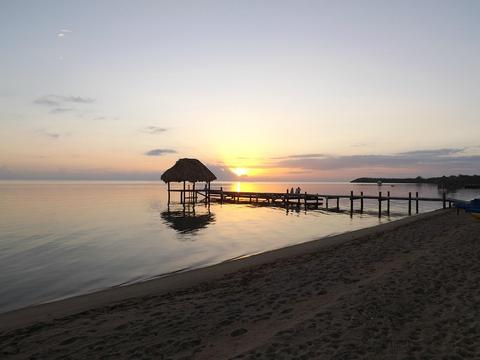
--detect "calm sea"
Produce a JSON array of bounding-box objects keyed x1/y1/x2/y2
[{"x1": 0, "y1": 181, "x2": 478, "y2": 313}]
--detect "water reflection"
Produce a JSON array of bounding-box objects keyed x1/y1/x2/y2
[{"x1": 161, "y1": 205, "x2": 215, "y2": 234}]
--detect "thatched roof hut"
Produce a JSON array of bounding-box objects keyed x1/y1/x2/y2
[{"x1": 161, "y1": 158, "x2": 217, "y2": 183}]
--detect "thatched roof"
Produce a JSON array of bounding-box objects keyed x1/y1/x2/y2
[{"x1": 161, "y1": 158, "x2": 217, "y2": 183}]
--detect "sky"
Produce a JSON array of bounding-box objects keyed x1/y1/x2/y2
[{"x1": 1, "y1": 0, "x2": 479, "y2": 181}]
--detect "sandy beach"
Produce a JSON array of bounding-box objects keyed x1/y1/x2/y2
[{"x1": 1, "y1": 209, "x2": 480, "y2": 359}]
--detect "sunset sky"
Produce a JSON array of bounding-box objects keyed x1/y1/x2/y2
[{"x1": 1, "y1": 0, "x2": 479, "y2": 181}]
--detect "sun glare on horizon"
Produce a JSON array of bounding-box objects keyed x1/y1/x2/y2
[{"x1": 232, "y1": 167, "x2": 248, "y2": 177}]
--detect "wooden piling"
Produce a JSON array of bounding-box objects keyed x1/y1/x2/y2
[
  {"x1": 207, "y1": 181, "x2": 211, "y2": 204},
  {"x1": 350, "y1": 191, "x2": 354, "y2": 213},
  {"x1": 360, "y1": 191, "x2": 364, "y2": 213},
  {"x1": 442, "y1": 192, "x2": 446, "y2": 209},
  {"x1": 408, "y1": 192, "x2": 412, "y2": 215},
  {"x1": 416, "y1": 192, "x2": 419, "y2": 214},
  {"x1": 336, "y1": 197, "x2": 340, "y2": 210},
  {"x1": 167, "y1": 182, "x2": 171, "y2": 204},
  {"x1": 387, "y1": 191, "x2": 390, "y2": 216},
  {"x1": 316, "y1": 193, "x2": 319, "y2": 207},
  {"x1": 220, "y1": 186, "x2": 224, "y2": 204},
  {"x1": 378, "y1": 191, "x2": 382, "y2": 217},
  {"x1": 325, "y1": 197, "x2": 329, "y2": 210}
]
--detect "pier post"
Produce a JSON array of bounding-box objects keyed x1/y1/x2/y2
[
  {"x1": 336, "y1": 197, "x2": 340, "y2": 210},
  {"x1": 297, "y1": 194, "x2": 300, "y2": 206},
  {"x1": 316, "y1": 193, "x2": 319, "y2": 207},
  {"x1": 207, "y1": 181, "x2": 211, "y2": 204},
  {"x1": 350, "y1": 191, "x2": 354, "y2": 214},
  {"x1": 304, "y1": 192, "x2": 307, "y2": 210},
  {"x1": 220, "y1": 187, "x2": 224, "y2": 204},
  {"x1": 442, "y1": 192, "x2": 446, "y2": 209},
  {"x1": 167, "y1": 182, "x2": 171, "y2": 204},
  {"x1": 408, "y1": 192, "x2": 412, "y2": 215},
  {"x1": 182, "y1": 181, "x2": 186, "y2": 204},
  {"x1": 192, "y1": 182, "x2": 196, "y2": 204},
  {"x1": 378, "y1": 191, "x2": 382, "y2": 218},
  {"x1": 325, "y1": 197, "x2": 329, "y2": 210},
  {"x1": 387, "y1": 191, "x2": 390, "y2": 216},
  {"x1": 360, "y1": 191, "x2": 364, "y2": 213},
  {"x1": 415, "y1": 192, "x2": 419, "y2": 214}
]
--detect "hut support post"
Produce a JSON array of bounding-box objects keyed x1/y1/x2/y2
[
  {"x1": 304, "y1": 192, "x2": 307, "y2": 211},
  {"x1": 220, "y1": 186, "x2": 223, "y2": 204},
  {"x1": 336, "y1": 197, "x2": 340, "y2": 210},
  {"x1": 167, "y1": 182, "x2": 171, "y2": 204},
  {"x1": 208, "y1": 182, "x2": 211, "y2": 204},
  {"x1": 182, "y1": 181, "x2": 186, "y2": 204},
  {"x1": 442, "y1": 192, "x2": 446, "y2": 209},
  {"x1": 192, "y1": 182, "x2": 196, "y2": 204},
  {"x1": 325, "y1": 197, "x2": 329, "y2": 210},
  {"x1": 360, "y1": 192, "x2": 364, "y2": 213}
]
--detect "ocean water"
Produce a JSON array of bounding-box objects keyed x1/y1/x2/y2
[{"x1": 0, "y1": 181, "x2": 478, "y2": 313}]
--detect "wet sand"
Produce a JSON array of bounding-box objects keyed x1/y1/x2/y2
[{"x1": 1, "y1": 209, "x2": 480, "y2": 359}]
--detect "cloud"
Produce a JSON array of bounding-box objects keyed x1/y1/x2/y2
[
  {"x1": 273, "y1": 148, "x2": 480, "y2": 175},
  {"x1": 272, "y1": 153, "x2": 325, "y2": 160},
  {"x1": 36, "y1": 129, "x2": 63, "y2": 139},
  {"x1": 50, "y1": 107, "x2": 73, "y2": 114},
  {"x1": 142, "y1": 126, "x2": 168, "y2": 134},
  {"x1": 57, "y1": 29, "x2": 72, "y2": 38},
  {"x1": 144, "y1": 149, "x2": 177, "y2": 156},
  {"x1": 398, "y1": 148, "x2": 464, "y2": 157},
  {"x1": 34, "y1": 97, "x2": 60, "y2": 106},
  {"x1": 34, "y1": 95, "x2": 95, "y2": 107}
]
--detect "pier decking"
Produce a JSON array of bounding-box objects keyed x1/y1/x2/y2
[{"x1": 168, "y1": 186, "x2": 454, "y2": 217}]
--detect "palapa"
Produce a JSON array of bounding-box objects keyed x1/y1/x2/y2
[{"x1": 161, "y1": 158, "x2": 217, "y2": 183}]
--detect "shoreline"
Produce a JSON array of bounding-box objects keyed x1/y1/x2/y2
[
  {"x1": 2, "y1": 208, "x2": 480, "y2": 359},
  {"x1": 0, "y1": 209, "x2": 444, "y2": 332}
]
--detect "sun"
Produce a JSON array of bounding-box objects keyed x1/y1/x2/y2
[{"x1": 232, "y1": 167, "x2": 248, "y2": 177}]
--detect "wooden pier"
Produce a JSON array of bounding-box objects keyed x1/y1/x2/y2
[{"x1": 204, "y1": 188, "x2": 453, "y2": 217}]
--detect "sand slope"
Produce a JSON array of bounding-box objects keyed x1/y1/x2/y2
[{"x1": 1, "y1": 210, "x2": 480, "y2": 359}]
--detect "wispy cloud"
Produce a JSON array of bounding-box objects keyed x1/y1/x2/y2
[
  {"x1": 273, "y1": 148, "x2": 480, "y2": 175},
  {"x1": 50, "y1": 107, "x2": 73, "y2": 114},
  {"x1": 34, "y1": 95, "x2": 95, "y2": 107},
  {"x1": 144, "y1": 149, "x2": 177, "y2": 156},
  {"x1": 398, "y1": 148, "x2": 465, "y2": 157},
  {"x1": 142, "y1": 126, "x2": 168, "y2": 134},
  {"x1": 57, "y1": 29, "x2": 72, "y2": 38},
  {"x1": 36, "y1": 129, "x2": 63, "y2": 139},
  {"x1": 272, "y1": 153, "x2": 325, "y2": 160}
]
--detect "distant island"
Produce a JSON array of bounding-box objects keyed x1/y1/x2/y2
[{"x1": 351, "y1": 175, "x2": 480, "y2": 190}]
